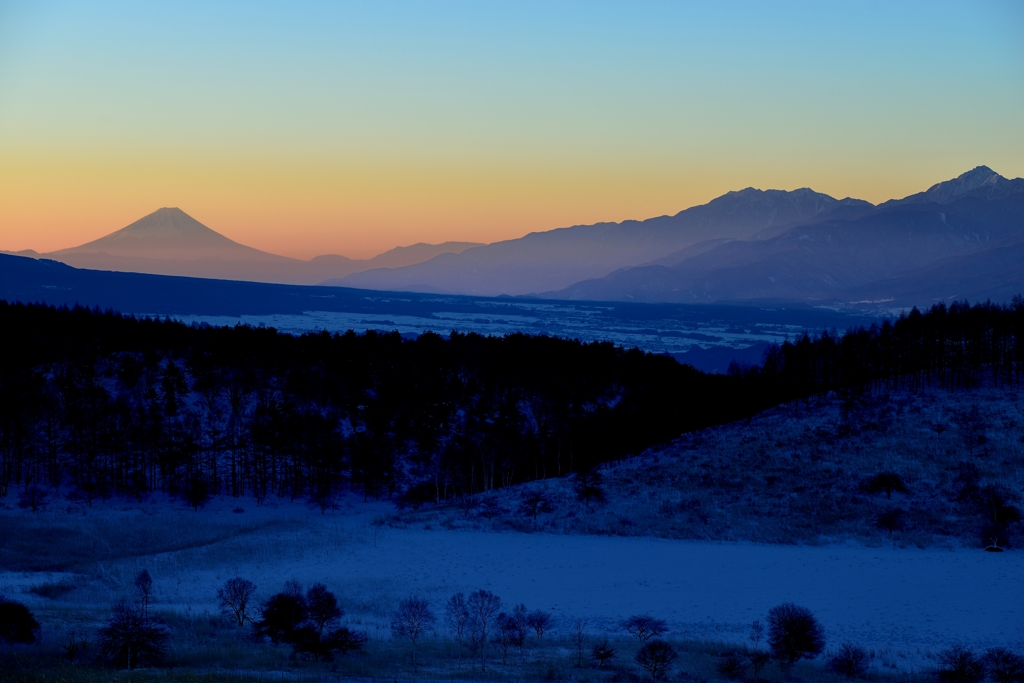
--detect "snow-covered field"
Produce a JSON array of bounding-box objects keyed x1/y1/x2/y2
[{"x1": 2, "y1": 495, "x2": 1020, "y2": 672}]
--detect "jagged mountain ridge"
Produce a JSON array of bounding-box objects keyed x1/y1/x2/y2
[
  {"x1": 546, "y1": 167, "x2": 1024, "y2": 306},
  {"x1": 332, "y1": 187, "x2": 864, "y2": 296}
]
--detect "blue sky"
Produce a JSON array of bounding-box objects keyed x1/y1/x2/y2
[{"x1": 1, "y1": 1, "x2": 1021, "y2": 257}]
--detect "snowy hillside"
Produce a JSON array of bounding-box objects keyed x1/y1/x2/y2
[{"x1": 401, "y1": 386, "x2": 1024, "y2": 548}]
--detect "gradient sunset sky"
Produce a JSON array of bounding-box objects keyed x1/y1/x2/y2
[{"x1": 1, "y1": 1, "x2": 1022, "y2": 260}]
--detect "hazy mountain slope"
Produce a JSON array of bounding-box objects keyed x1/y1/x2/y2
[
  {"x1": 354, "y1": 241, "x2": 482, "y2": 270},
  {"x1": 844, "y1": 232, "x2": 1024, "y2": 305},
  {"x1": 38, "y1": 208, "x2": 481, "y2": 285},
  {"x1": 549, "y1": 168, "x2": 1024, "y2": 305},
  {"x1": 553, "y1": 206, "x2": 1001, "y2": 303},
  {"x1": 50, "y1": 207, "x2": 280, "y2": 261},
  {"x1": 334, "y1": 188, "x2": 855, "y2": 296}
]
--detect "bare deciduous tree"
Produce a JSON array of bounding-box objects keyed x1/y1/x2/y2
[
  {"x1": 749, "y1": 619, "x2": 764, "y2": 650},
  {"x1": 134, "y1": 570, "x2": 153, "y2": 618},
  {"x1": 510, "y1": 603, "x2": 529, "y2": 654},
  {"x1": 955, "y1": 406, "x2": 989, "y2": 457},
  {"x1": 527, "y1": 609, "x2": 553, "y2": 639},
  {"x1": 477, "y1": 496, "x2": 505, "y2": 522},
  {"x1": 391, "y1": 597, "x2": 436, "y2": 672},
  {"x1": 467, "y1": 589, "x2": 501, "y2": 670},
  {"x1": 747, "y1": 618, "x2": 769, "y2": 680},
  {"x1": 217, "y1": 577, "x2": 257, "y2": 627},
  {"x1": 829, "y1": 643, "x2": 869, "y2": 678},
  {"x1": 983, "y1": 647, "x2": 1024, "y2": 683},
  {"x1": 307, "y1": 489, "x2": 339, "y2": 514},
  {"x1": 446, "y1": 592, "x2": 470, "y2": 653},
  {"x1": 623, "y1": 614, "x2": 668, "y2": 642},
  {"x1": 59, "y1": 629, "x2": 90, "y2": 662},
  {"x1": 937, "y1": 645, "x2": 985, "y2": 683},
  {"x1": 494, "y1": 613, "x2": 517, "y2": 664},
  {"x1": 570, "y1": 618, "x2": 587, "y2": 668},
  {"x1": 574, "y1": 469, "x2": 606, "y2": 510},
  {"x1": 636, "y1": 639, "x2": 677, "y2": 680},
  {"x1": 306, "y1": 583, "x2": 342, "y2": 638},
  {"x1": 520, "y1": 491, "x2": 553, "y2": 521},
  {"x1": 591, "y1": 638, "x2": 616, "y2": 668}
]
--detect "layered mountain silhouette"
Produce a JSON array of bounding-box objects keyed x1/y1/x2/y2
[
  {"x1": 331, "y1": 165, "x2": 1024, "y2": 306},
  {"x1": 332, "y1": 189, "x2": 863, "y2": 296},
  {"x1": 548, "y1": 166, "x2": 1024, "y2": 305},
  {"x1": 18, "y1": 207, "x2": 481, "y2": 285},
  {"x1": 10, "y1": 166, "x2": 1023, "y2": 308}
]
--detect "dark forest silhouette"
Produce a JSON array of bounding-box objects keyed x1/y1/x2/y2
[{"x1": 1, "y1": 298, "x2": 1022, "y2": 505}]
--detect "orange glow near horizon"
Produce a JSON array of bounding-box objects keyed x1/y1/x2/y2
[
  {"x1": 1, "y1": 3, "x2": 1021, "y2": 260},
  {"x1": 3, "y1": 152, "x2": 1018, "y2": 260}
]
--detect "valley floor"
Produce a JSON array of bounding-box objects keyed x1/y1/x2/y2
[
  {"x1": 3, "y1": 385, "x2": 1024, "y2": 677},
  {"x1": 1, "y1": 493, "x2": 1021, "y2": 674}
]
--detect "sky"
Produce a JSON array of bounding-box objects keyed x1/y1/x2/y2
[{"x1": 0, "y1": 1, "x2": 1022, "y2": 260}]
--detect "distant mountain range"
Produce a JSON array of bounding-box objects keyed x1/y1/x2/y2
[
  {"x1": 333, "y1": 166, "x2": 1024, "y2": 306},
  {"x1": 7, "y1": 207, "x2": 481, "y2": 285},
  {"x1": 334, "y1": 187, "x2": 861, "y2": 296},
  {"x1": 6, "y1": 166, "x2": 1023, "y2": 308},
  {"x1": 549, "y1": 166, "x2": 1024, "y2": 306}
]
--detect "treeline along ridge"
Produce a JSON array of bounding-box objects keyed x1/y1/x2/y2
[{"x1": 0, "y1": 299, "x2": 1021, "y2": 505}]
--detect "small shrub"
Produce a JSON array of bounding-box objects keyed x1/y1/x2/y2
[
  {"x1": 829, "y1": 643, "x2": 870, "y2": 678},
  {"x1": 253, "y1": 582, "x2": 363, "y2": 661},
  {"x1": 476, "y1": 496, "x2": 506, "y2": 521},
  {"x1": 766, "y1": 602, "x2": 825, "y2": 670},
  {"x1": 574, "y1": 469, "x2": 607, "y2": 509},
  {"x1": 876, "y1": 508, "x2": 907, "y2": 535},
  {"x1": 60, "y1": 629, "x2": 91, "y2": 662},
  {"x1": 308, "y1": 489, "x2": 340, "y2": 514},
  {"x1": 253, "y1": 590, "x2": 308, "y2": 644},
  {"x1": 520, "y1": 491, "x2": 554, "y2": 521},
  {"x1": 323, "y1": 626, "x2": 368, "y2": 654},
  {"x1": 936, "y1": 645, "x2": 985, "y2": 683},
  {"x1": 0, "y1": 596, "x2": 40, "y2": 645},
  {"x1": 16, "y1": 485, "x2": 48, "y2": 513},
  {"x1": 749, "y1": 651, "x2": 772, "y2": 681},
  {"x1": 28, "y1": 580, "x2": 76, "y2": 600},
  {"x1": 396, "y1": 482, "x2": 436, "y2": 510},
  {"x1": 97, "y1": 600, "x2": 169, "y2": 670},
  {"x1": 863, "y1": 472, "x2": 909, "y2": 499},
  {"x1": 716, "y1": 649, "x2": 747, "y2": 680}
]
